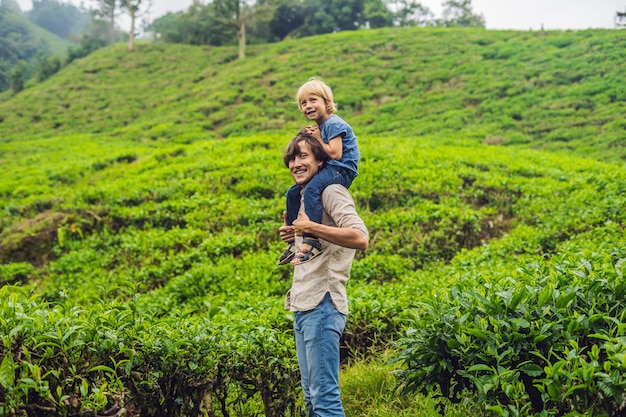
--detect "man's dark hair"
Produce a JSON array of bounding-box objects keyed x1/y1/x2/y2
[{"x1": 283, "y1": 129, "x2": 329, "y2": 167}]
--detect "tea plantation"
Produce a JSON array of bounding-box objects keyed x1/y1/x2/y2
[{"x1": 0, "y1": 27, "x2": 625, "y2": 416}]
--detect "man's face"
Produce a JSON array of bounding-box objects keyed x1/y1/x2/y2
[{"x1": 288, "y1": 141, "x2": 323, "y2": 186}]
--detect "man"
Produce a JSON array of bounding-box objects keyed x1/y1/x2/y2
[{"x1": 279, "y1": 130, "x2": 369, "y2": 417}]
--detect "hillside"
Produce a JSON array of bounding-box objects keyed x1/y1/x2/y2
[
  {"x1": 0, "y1": 27, "x2": 624, "y2": 162},
  {"x1": 15, "y1": 10, "x2": 73, "y2": 56},
  {"x1": 0, "y1": 7, "x2": 72, "y2": 91},
  {"x1": 1, "y1": 27, "x2": 626, "y2": 417}
]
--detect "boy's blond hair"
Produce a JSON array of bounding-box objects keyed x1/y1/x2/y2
[{"x1": 296, "y1": 77, "x2": 337, "y2": 113}]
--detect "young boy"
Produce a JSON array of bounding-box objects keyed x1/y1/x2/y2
[{"x1": 279, "y1": 77, "x2": 360, "y2": 266}]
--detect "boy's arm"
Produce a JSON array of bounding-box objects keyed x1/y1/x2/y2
[
  {"x1": 306, "y1": 125, "x2": 343, "y2": 160},
  {"x1": 324, "y1": 136, "x2": 343, "y2": 160}
]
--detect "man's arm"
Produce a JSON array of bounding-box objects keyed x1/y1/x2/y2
[
  {"x1": 292, "y1": 185, "x2": 368, "y2": 250},
  {"x1": 292, "y1": 211, "x2": 368, "y2": 250}
]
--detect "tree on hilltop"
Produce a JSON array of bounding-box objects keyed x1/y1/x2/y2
[
  {"x1": 617, "y1": 7, "x2": 626, "y2": 27},
  {"x1": 214, "y1": 0, "x2": 253, "y2": 59},
  {"x1": 91, "y1": 0, "x2": 118, "y2": 43},
  {"x1": 439, "y1": 0, "x2": 485, "y2": 28},
  {"x1": 120, "y1": 0, "x2": 151, "y2": 51},
  {"x1": 148, "y1": 0, "x2": 486, "y2": 48},
  {"x1": 389, "y1": 0, "x2": 435, "y2": 27}
]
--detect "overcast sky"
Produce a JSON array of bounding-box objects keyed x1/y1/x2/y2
[{"x1": 14, "y1": 0, "x2": 626, "y2": 31}]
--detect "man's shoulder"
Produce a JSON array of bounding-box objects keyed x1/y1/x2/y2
[
  {"x1": 321, "y1": 185, "x2": 367, "y2": 234},
  {"x1": 321, "y1": 185, "x2": 355, "y2": 210},
  {"x1": 323, "y1": 184, "x2": 351, "y2": 196}
]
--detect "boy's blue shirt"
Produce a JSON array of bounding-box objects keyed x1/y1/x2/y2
[{"x1": 319, "y1": 114, "x2": 359, "y2": 177}]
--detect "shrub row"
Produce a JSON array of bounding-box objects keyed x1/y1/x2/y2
[
  {"x1": 0, "y1": 286, "x2": 302, "y2": 417},
  {"x1": 393, "y1": 224, "x2": 626, "y2": 416}
]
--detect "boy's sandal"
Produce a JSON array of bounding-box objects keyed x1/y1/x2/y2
[
  {"x1": 290, "y1": 238, "x2": 323, "y2": 266},
  {"x1": 278, "y1": 242, "x2": 296, "y2": 265}
]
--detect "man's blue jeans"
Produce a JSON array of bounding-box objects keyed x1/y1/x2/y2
[{"x1": 294, "y1": 292, "x2": 347, "y2": 417}]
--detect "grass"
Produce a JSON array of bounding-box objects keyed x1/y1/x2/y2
[{"x1": 341, "y1": 351, "x2": 483, "y2": 416}]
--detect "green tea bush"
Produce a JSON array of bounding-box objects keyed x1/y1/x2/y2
[
  {"x1": 393, "y1": 225, "x2": 626, "y2": 416},
  {"x1": 344, "y1": 284, "x2": 420, "y2": 357},
  {"x1": 0, "y1": 286, "x2": 303, "y2": 417},
  {"x1": 0, "y1": 262, "x2": 34, "y2": 285}
]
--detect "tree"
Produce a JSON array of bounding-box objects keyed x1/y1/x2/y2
[
  {"x1": 439, "y1": 0, "x2": 485, "y2": 28},
  {"x1": 120, "y1": 0, "x2": 151, "y2": 51},
  {"x1": 150, "y1": 11, "x2": 184, "y2": 43},
  {"x1": 1, "y1": 0, "x2": 21, "y2": 13},
  {"x1": 246, "y1": 0, "x2": 281, "y2": 44},
  {"x1": 296, "y1": 0, "x2": 366, "y2": 36},
  {"x1": 214, "y1": 0, "x2": 254, "y2": 59},
  {"x1": 0, "y1": 5, "x2": 50, "y2": 92},
  {"x1": 33, "y1": 50, "x2": 61, "y2": 81},
  {"x1": 269, "y1": 1, "x2": 308, "y2": 39},
  {"x1": 67, "y1": 33, "x2": 108, "y2": 63},
  {"x1": 388, "y1": 0, "x2": 434, "y2": 27},
  {"x1": 617, "y1": 7, "x2": 626, "y2": 28},
  {"x1": 150, "y1": 2, "x2": 234, "y2": 46},
  {"x1": 9, "y1": 60, "x2": 27, "y2": 94},
  {"x1": 363, "y1": 0, "x2": 394, "y2": 28},
  {"x1": 27, "y1": 0, "x2": 92, "y2": 39},
  {"x1": 91, "y1": 0, "x2": 118, "y2": 43}
]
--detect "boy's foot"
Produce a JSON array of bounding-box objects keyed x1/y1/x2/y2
[
  {"x1": 278, "y1": 242, "x2": 296, "y2": 265},
  {"x1": 291, "y1": 238, "x2": 323, "y2": 265}
]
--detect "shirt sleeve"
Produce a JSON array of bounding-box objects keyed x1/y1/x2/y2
[
  {"x1": 322, "y1": 117, "x2": 347, "y2": 144},
  {"x1": 322, "y1": 185, "x2": 368, "y2": 238}
]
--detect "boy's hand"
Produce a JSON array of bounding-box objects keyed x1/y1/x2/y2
[
  {"x1": 279, "y1": 211, "x2": 295, "y2": 243},
  {"x1": 305, "y1": 125, "x2": 322, "y2": 142},
  {"x1": 306, "y1": 124, "x2": 342, "y2": 160}
]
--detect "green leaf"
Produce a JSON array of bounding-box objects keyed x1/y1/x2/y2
[
  {"x1": 547, "y1": 382, "x2": 561, "y2": 399},
  {"x1": 446, "y1": 338, "x2": 461, "y2": 349},
  {"x1": 468, "y1": 364, "x2": 493, "y2": 372},
  {"x1": 519, "y1": 362, "x2": 543, "y2": 377},
  {"x1": 510, "y1": 288, "x2": 526, "y2": 310},
  {"x1": 80, "y1": 378, "x2": 89, "y2": 396},
  {"x1": 89, "y1": 365, "x2": 116, "y2": 374},
  {"x1": 538, "y1": 286, "x2": 552, "y2": 308},
  {"x1": 0, "y1": 354, "x2": 15, "y2": 388},
  {"x1": 564, "y1": 383, "x2": 587, "y2": 398},
  {"x1": 485, "y1": 404, "x2": 505, "y2": 415}
]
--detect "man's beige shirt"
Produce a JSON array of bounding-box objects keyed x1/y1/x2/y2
[{"x1": 284, "y1": 184, "x2": 368, "y2": 315}]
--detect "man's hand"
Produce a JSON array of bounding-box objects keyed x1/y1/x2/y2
[
  {"x1": 292, "y1": 211, "x2": 312, "y2": 236},
  {"x1": 292, "y1": 206, "x2": 368, "y2": 251},
  {"x1": 279, "y1": 211, "x2": 295, "y2": 243}
]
